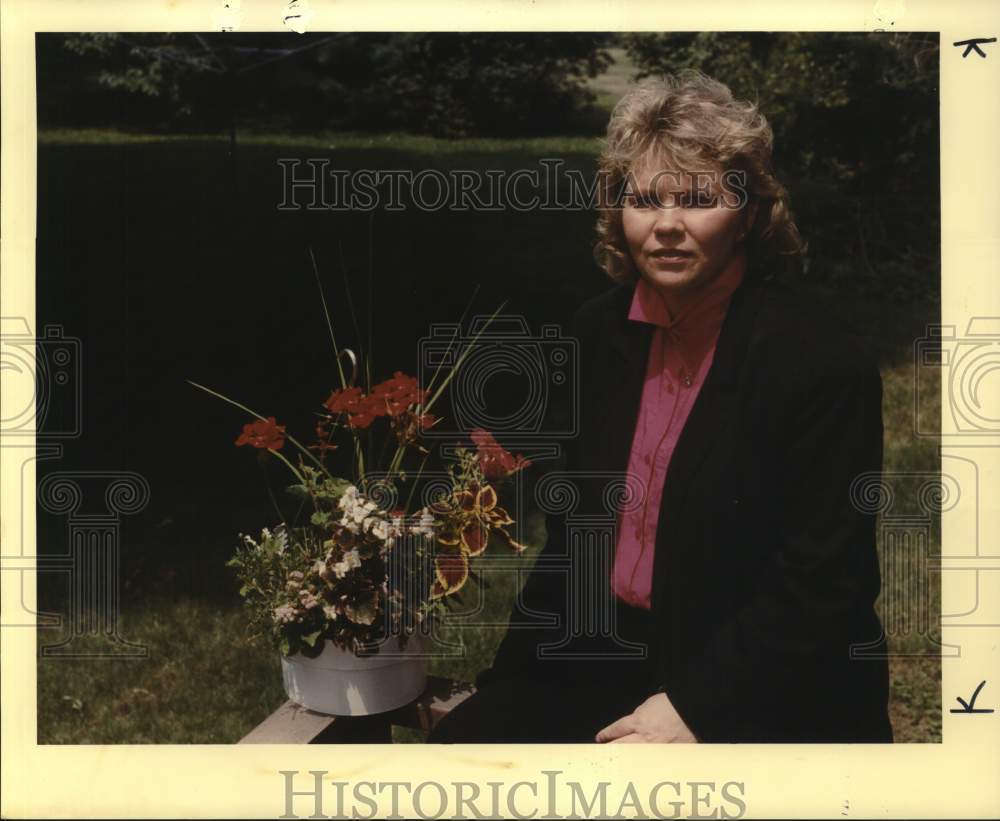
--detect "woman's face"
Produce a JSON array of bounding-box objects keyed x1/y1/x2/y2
[{"x1": 621, "y1": 155, "x2": 749, "y2": 311}]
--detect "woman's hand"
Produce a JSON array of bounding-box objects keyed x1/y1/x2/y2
[{"x1": 595, "y1": 692, "x2": 698, "y2": 743}]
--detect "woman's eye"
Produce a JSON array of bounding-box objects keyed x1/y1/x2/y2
[
  {"x1": 680, "y1": 192, "x2": 718, "y2": 208},
  {"x1": 626, "y1": 194, "x2": 654, "y2": 209},
  {"x1": 626, "y1": 192, "x2": 717, "y2": 208}
]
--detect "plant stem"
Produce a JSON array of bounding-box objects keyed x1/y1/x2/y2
[
  {"x1": 403, "y1": 451, "x2": 430, "y2": 514},
  {"x1": 423, "y1": 284, "x2": 480, "y2": 398},
  {"x1": 309, "y1": 246, "x2": 348, "y2": 390},
  {"x1": 423, "y1": 301, "x2": 507, "y2": 417},
  {"x1": 268, "y1": 448, "x2": 306, "y2": 484},
  {"x1": 188, "y1": 380, "x2": 336, "y2": 482}
]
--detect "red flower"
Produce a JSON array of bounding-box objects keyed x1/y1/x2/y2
[
  {"x1": 471, "y1": 429, "x2": 531, "y2": 480},
  {"x1": 371, "y1": 371, "x2": 427, "y2": 416},
  {"x1": 324, "y1": 386, "x2": 364, "y2": 415},
  {"x1": 324, "y1": 386, "x2": 390, "y2": 429},
  {"x1": 346, "y1": 410, "x2": 378, "y2": 430},
  {"x1": 235, "y1": 417, "x2": 286, "y2": 450},
  {"x1": 322, "y1": 374, "x2": 430, "y2": 432}
]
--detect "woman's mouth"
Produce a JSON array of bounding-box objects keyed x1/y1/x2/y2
[{"x1": 650, "y1": 249, "x2": 694, "y2": 263}]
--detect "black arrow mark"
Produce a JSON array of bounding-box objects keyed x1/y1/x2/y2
[
  {"x1": 953, "y1": 38, "x2": 997, "y2": 59},
  {"x1": 949, "y1": 680, "x2": 994, "y2": 714}
]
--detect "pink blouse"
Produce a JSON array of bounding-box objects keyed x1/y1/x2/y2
[{"x1": 611, "y1": 254, "x2": 747, "y2": 610}]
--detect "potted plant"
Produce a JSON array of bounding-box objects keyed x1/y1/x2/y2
[{"x1": 193, "y1": 284, "x2": 530, "y2": 716}]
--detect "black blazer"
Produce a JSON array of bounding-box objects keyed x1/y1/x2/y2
[{"x1": 482, "y1": 271, "x2": 893, "y2": 743}]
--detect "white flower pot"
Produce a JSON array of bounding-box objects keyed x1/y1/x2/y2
[{"x1": 280, "y1": 633, "x2": 428, "y2": 716}]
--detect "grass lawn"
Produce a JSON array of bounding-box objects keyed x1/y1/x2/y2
[
  {"x1": 37, "y1": 360, "x2": 942, "y2": 745},
  {"x1": 34, "y1": 128, "x2": 941, "y2": 745}
]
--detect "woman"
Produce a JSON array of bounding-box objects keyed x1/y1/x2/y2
[{"x1": 430, "y1": 70, "x2": 892, "y2": 744}]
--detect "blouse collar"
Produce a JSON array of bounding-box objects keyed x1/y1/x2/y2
[{"x1": 628, "y1": 252, "x2": 746, "y2": 350}]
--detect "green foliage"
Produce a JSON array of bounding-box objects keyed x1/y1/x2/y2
[
  {"x1": 226, "y1": 523, "x2": 318, "y2": 653},
  {"x1": 311, "y1": 33, "x2": 614, "y2": 137},
  {"x1": 42, "y1": 33, "x2": 614, "y2": 137},
  {"x1": 58, "y1": 33, "x2": 223, "y2": 123}
]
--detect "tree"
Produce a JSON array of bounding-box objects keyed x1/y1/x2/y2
[{"x1": 40, "y1": 33, "x2": 615, "y2": 138}]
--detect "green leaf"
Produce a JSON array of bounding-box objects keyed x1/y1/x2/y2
[
  {"x1": 302, "y1": 628, "x2": 323, "y2": 647},
  {"x1": 286, "y1": 483, "x2": 312, "y2": 502},
  {"x1": 321, "y1": 477, "x2": 353, "y2": 499},
  {"x1": 310, "y1": 510, "x2": 332, "y2": 527}
]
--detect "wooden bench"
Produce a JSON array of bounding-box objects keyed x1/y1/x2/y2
[{"x1": 238, "y1": 675, "x2": 476, "y2": 743}]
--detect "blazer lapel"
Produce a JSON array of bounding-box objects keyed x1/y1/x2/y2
[
  {"x1": 578, "y1": 276, "x2": 767, "y2": 609},
  {"x1": 649, "y1": 275, "x2": 768, "y2": 608},
  {"x1": 590, "y1": 287, "x2": 655, "y2": 484}
]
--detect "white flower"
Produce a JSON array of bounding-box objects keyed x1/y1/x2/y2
[
  {"x1": 408, "y1": 508, "x2": 436, "y2": 537},
  {"x1": 332, "y1": 547, "x2": 362, "y2": 578},
  {"x1": 241, "y1": 532, "x2": 258, "y2": 549},
  {"x1": 299, "y1": 590, "x2": 321, "y2": 609},
  {"x1": 273, "y1": 604, "x2": 297, "y2": 624},
  {"x1": 311, "y1": 559, "x2": 326, "y2": 575},
  {"x1": 370, "y1": 518, "x2": 389, "y2": 542},
  {"x1": 322, "y1": 604, "x2": 338, "y2": 621},
  {"x1": 338, "y1": 485, "x2": 359, "y2": 511},
  {"x1": 352, "y1": 501, "x2": 376, "y2": 524},
  {"x1": 417, "y1": 509, "x2": 436, "y2": 535}
]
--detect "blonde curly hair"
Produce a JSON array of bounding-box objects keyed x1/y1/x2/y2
[{"x1": 594, "y1": 70, "x2": 805, "y2": 284}]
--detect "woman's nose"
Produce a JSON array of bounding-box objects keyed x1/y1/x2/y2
[{"x1": 652, "y1": 203, "x2": 684, "y2": 235}]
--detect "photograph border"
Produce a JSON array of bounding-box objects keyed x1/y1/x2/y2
[{"x1": 3, "y1": 0, "x2": 999, "y2": 818}]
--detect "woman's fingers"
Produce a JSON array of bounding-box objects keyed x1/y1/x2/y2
[
  {"x1": 595, "y1": 714, "x2": 636, "y2": 743},
  {"x1": 609, "y1": 733, "x2": 644, "y2": 743}
]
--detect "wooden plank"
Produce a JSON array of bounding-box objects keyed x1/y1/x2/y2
[
  {"x1": 239, "y1": 700, "x2": 337, "y2": 744},
  {"x1": 312, "y1": 714, "x2": 392, "y2": 744},
  {"x1": 238, "y1": 676, "x2": 478, "y2": 743},
  {"x1": 387, "y1": 676, "x2": 477, "y2": 732}
]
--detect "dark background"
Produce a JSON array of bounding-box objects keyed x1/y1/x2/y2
[{"x1": 34, "y1": 30, "x2": 940, "y2": 621}]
